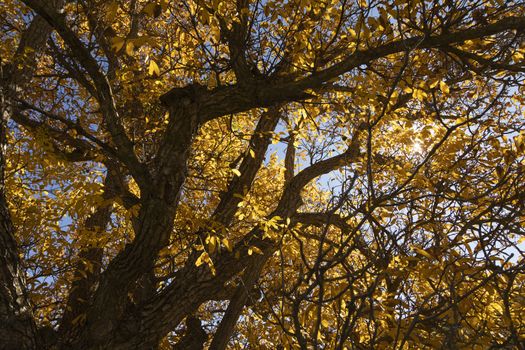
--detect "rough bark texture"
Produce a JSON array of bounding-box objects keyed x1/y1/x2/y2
[{"x1": 209, "y1": 254, "x2": 268, "y2": 350}]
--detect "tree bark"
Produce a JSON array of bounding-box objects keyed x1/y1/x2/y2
[{"x1": 209, "y1": 254, "x2": 268, "y2": 350}]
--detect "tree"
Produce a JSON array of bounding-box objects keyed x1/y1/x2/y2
[{"x1": 1, "y1": 0, "x2": 525, "y2": 348}]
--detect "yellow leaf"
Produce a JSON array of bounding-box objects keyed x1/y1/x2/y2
[
  {"x1": 195, "y1": 252, "x2": 208, "y2": 267},
  {"x1": 207, "y1": 236, "x2": 217, "y2": 254},
  {"x1": 489, "y1": 303, "x2": 504, "y2": 314},
  {"x1": 110, "y1": 37, "x2": 125, "y2": 52},
  {"x1": 413, "y1": 247, "x2": 433, "y2": 260},
  {"x1": 125, "y1": 41, "x2": 135, "y2": 56},
  {"x1": 232, "y1": 169, "x2": 241, "y2": 176},
  {"x1": 412, "y1": 88, "x2": 428, "y2": 101},
  {"x1": 148, "y1": 60, "x2": 160, "y2": 76},
  {"x1": 222, "y1": 238, "x2": 233, "y2": 252},
  {"x1": 439, "y1": 80, "x2": 450, "y2": 94},
  {"x1": 512, "y1": 50, "x2": 524, "y2": 62},
  {"x1": 248, "y1": 246, "x2": 263, "y2": 255}
]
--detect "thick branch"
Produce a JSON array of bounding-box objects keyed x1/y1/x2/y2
[
  {"x1": 209, "y1": 254, "x2": 268, "y2": 350},
  {"x1": 161, "y1": 16, "x2": 525, "y2": 123},
  {"x1": 212, "y1": 107, "x2": 281, "y2": 225}
]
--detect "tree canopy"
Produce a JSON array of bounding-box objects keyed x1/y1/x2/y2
[{"x1": 1, "y1": 0, "x2": 525, "y2": 349}]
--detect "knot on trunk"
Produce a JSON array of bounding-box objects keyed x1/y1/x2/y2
[{"x1": 160, "y1": 83, "x2": 207, "y2": 107}]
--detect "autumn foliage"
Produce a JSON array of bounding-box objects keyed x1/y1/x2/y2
[{"x1": 1, "y1": 0, "x2": 525, "y2": 349}]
